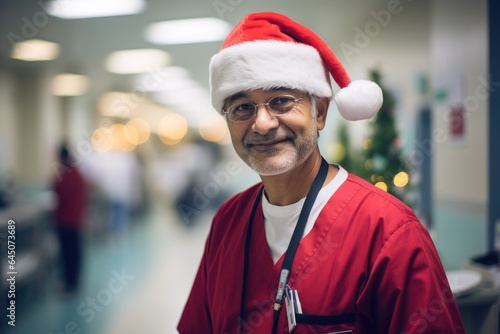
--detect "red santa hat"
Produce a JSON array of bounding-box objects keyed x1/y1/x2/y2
[{"x1": 209, "y1": 12, "x2": 383, "y2": 121}]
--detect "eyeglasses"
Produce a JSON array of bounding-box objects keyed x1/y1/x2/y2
[{"x1": 222, "y1": 95, "x2": 307, "y2": 123}]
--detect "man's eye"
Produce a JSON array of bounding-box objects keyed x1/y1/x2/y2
[
  {"x1": 271, "y1": 96, "x2": 294, "y2": 106},
  {"x1": 233, "y1": 103, "x2": 255, "y2": 113}
]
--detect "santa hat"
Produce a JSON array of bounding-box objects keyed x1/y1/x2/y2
[{"x1": 209, "y1": 12, "x2": 383, "y2": 121}]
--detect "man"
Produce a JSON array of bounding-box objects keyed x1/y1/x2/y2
[
  {"x1": 178, "y1": 12, "x2": 465, "y2": 333},
  {"x1": 53, "y1": 143, "x2": 87, "y2": 294}
]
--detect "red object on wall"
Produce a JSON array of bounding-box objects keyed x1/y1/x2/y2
[{"x1": 449, "y1": 104, "x2": 465, "y2": 140}]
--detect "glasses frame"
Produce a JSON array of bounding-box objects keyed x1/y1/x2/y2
[{"x1": 222, "y1": 94, "x2": 307, "y2": 123}]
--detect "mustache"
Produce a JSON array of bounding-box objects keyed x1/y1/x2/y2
[{"x1": 243, "y1": 129, "x2": 294, "y2": 145}]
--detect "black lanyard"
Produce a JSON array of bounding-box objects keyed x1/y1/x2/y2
[{"x1": 239, "y1": 158, "x2": 329, "y2": 334}]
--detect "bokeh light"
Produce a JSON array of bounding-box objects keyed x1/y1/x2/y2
[
  {"x1": 328, "y1": 142, "x2": 346, "y2": 162},
  {"x1": 363, "y1": 138, "x2": 372, "y2": 151},
  {"x1": 126, "y1": 118, "x2": 150, "y2": 145},
  {"x1": 158, "y1": 113, "x2": 188, "y2": 145},
  {"x1": 365, "y1": 159, "x2": 373, "y2": 170},
  {"x1": 393, "y1": 171, "x2": 410, "y2": 187},
  {"x1": 111, "y1": 123, "x2": 135, "y2": 151},
  {"x1": 198, "y1": 115, "x2": 227, "y2": 143},
  {"x1": 91, "y1": 127, "x2": 114, "y2": 152},
  {"x1": 375, "y1": 181, "x2": 388, "y2": 192}
]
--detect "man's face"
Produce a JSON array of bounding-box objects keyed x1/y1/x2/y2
[{"x1": 224, "y1": 88, "x2": 327, "y2": 176}]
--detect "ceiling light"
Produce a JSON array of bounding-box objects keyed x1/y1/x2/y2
[
  {"x1": 135, "y1": 66, "x2": 192, "y2": 92},
  {"x1": 46, "y1": 0, "x2": 145, "y2": 19},
  {"x1": 10, "y1": 39, "x2": 60, "y2": 62},
  {"x1": 145, "y1": 18, "x2": 231, "y2": 45},
  {"x1": 52, "y1": 73, "x2": 89, "y2": 96},
  {"x1": 105, "y1": 49, "x2": 171, "y2": 74}
]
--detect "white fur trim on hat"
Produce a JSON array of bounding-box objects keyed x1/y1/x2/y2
[{"x1": 209, "y1": 40, "x2": 332, "y2": 113}]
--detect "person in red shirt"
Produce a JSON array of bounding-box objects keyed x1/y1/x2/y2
[
  {"x1": 53, "y1": 143, "x2": 87, "y2": 294},
  {"x1": 178, "y1": 12, "x2": 465, "y2": 333}
]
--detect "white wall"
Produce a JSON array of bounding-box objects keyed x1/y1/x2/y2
[
  {"x1": 0, "y1": 70, "x2": 18, "y2": 184},
  {"x1": 14, "y1": 68, "x2": 63, "y2": 187},
  {"x1": 431, "y1": 0, "x2": 488, "y2": 203},
  {"x1": 430, "y1": 0, "x2": 488, "y2": 269}
]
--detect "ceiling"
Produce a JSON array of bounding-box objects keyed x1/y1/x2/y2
[{"x1": 0, "y1": 0, "x2": 397, "y2": 116}]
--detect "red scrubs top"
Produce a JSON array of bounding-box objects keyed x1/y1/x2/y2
[{"x1": 178, "y1": 173, "x2": 465, "y2": 333}]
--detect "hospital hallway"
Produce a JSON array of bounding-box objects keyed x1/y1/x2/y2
[
  {"x1": 2, "y1": 200, "x2": 213, "y2": 334},
  {"x1": 0, "y1": 0, "x2": 499, "y2": 333}
]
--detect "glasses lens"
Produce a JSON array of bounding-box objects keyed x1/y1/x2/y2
[
  {"x1": 229, "y1": 102, "x2": 255, "y2": 122},
  {"x1": 268, "y1": 96, "x2": 297, "y2": 114}
]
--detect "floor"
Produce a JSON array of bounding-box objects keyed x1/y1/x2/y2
[{"x1": 4, "y1": 202, "x2": 212, "y2": 334}]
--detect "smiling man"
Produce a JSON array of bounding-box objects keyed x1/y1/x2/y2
[{"x1": 178, "y1": 12, "x2": 465, "y2": 334}]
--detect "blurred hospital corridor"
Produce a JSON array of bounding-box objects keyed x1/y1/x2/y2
[
  {"x1": 2, "y1": 195, "x2": 214, "y2": 334},
  {"x1": 1, "y1": 0, "x2": 499, "y2": 333}
]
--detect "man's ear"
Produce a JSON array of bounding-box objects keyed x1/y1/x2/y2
[{"x1": 315, "y1": 97, "x2": 330, "y2": 131}]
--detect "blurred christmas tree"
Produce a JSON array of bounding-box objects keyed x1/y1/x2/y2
[
  {"x1": 333, "y1": 68, "x2": 411, "y2": 205},
  {"x1": 362, "y1": 68, "x2": 410, "y2": 203}
]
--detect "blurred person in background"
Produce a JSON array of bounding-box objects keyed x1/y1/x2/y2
[
  {"x1": 52, "y1": 143, "x2": 87, "y2": 294},
  {"x1": 95, "y1": 149, "x2": 142, "y2": 238},
  {"x1": 178, "y1": 12, "x2": 465, "y2": 333}
]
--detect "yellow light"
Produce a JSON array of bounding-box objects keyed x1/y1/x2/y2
[
  {"x1": 111, "y1": 124, "x2": 135, "y2": 151},
  {"x1": 363, "y1": 138, "x2": 372, "y2": 151},
  {"x1": 199, "y1": 115, "x2": 227, "y2": 143},
  {"x1": 328, "y1": 142, "x2": 346, "y2": 163},
  {"x1": 91, "y1": 127, "x2": 114, "y2": 153},
  {"x1": 124, "y1": 123, "x2": 139, "y2": 146},
  {"x1": 126, "y1": 118, "x2": 150, "y2": 145},
  {"x1": 11, "y1": 39, "x2": 60, "y2": 61},
  {"x1": 52, "y1": 73, "x2": 88, "y2": 96},
  {"x1": 364, "y1": 159, "x2": 372, "y2": 170},
  {"x1": 394, "y1": 171, "x2": 410, "y2": 187},
  {"x1": 370, "y1": 174, "x2": 377, "y2": 182},
  {"x1": 98, "y1": 92, "x2": 132, "y2": 117},
  {"x1": 375, "y1": 182, "x2": 388, "y2": 192},
  {"x1": 158, "y1": 113, "x2": 188, "y2": 145}
]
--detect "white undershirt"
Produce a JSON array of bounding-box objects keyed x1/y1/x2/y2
[{"x1": 262, "y1": 165, "x2": 348, "y2": 264}]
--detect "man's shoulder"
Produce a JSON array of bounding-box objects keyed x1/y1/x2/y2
[
  {"x1": 339, "y1": 173, "x2": 429, "y2": 255},
  {"x1": 341, "y1": 172, "x2": 416, "y2": 221},
  {"x1": 205, "y1": 183, "x2": 262, "y2": 250},
  {"x1": 214, "y1": 182, "x2": 263, "y2": 219}
]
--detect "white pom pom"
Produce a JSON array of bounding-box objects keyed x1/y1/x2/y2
[{"x1": 334, "y1": 80, "x2": 383, "y2": 121}]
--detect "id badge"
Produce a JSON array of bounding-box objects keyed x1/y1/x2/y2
[{"x1": 284, "y1": 285, "x2": 296, "y2": 333}]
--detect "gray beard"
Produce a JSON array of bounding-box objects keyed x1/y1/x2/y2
[{"x1": 239, "y1": 123, "x2": 318, "y2": 176}]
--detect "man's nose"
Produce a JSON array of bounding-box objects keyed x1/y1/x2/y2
[{"x1": 251, "y1": 105, "x2": 279, "y2": 135}]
